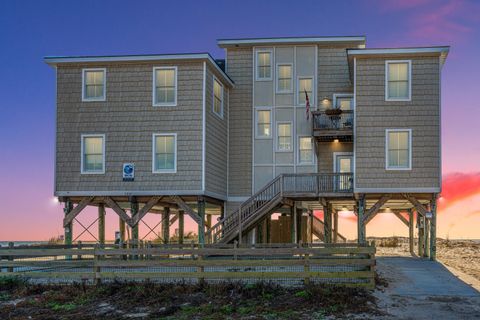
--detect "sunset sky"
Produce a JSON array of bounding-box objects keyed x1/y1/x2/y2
[{"x1": 1, "y1": 0, "x2": 479, "y2": 241}]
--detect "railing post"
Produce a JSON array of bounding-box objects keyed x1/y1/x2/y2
[{"x1": 8, "y1": 242, "x2": 14, "y2": 273}]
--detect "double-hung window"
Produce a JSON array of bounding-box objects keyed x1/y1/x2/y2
[
  {"x1": 213, "y1": 77, "x2": 223, "y2": 118},
  {"x1": 277, "y1": 122, "x2": 292, "y2": 151},
  {"x1": 81, "y1": 134, "x2": 105, "y2": 174},
  {"x1": 298, "y1": 77, "x2": 313, "y2": 105},
  {"x1": 256, "y1": 109, "x2": 271, "y2": 138},
  {"x1": 153, "y1": 134, "x2": 177, "y2": 173},
  {"x1": 386, "y1": 129, "x2": 412, "y2": 170},
  {"x1": 256, "y1": 50, "x2": 272, "y2": 80},
  {"x1": 82, "y1": 69, "x2": 106, "y2": 101},
  {"x1": 153, "y1": 67, "x2": 177, "y2": 106},
  {"x1": 298, "y1": 137, "x2": 314, "y2": 164},
  {"x1": 276, "y1": 64, "x2": 292, "y2": 93},
  {"x1": 386, "y1": 61, "x2": 411, "y2": 101}
]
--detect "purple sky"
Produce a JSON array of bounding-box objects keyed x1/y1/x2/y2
[{"x1": 0, "y1": 0, "x2": 479, "y2": 240}]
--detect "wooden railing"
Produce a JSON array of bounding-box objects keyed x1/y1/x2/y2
[
  {"x1": 207, "y1": 173, "x2": 353, "y2": 243},
  {"x1": 0, "y1": 243, "x2": 376, "y2": 288},
  {"x1": 312, "y1": 110, "x2": 354, "y2": 131}
]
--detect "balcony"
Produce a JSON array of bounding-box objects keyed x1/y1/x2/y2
[{"x1": 312, "y1": 110, "x2": 353, "y2": 142}]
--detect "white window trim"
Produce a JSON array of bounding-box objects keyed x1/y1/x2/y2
[
  {"x1": 152, "y1": 66, "x2": 178, "y2": 107},
  {"x1": 332, "y1": 152, "x2": 354, "y2": 173},
  {"x1": 80, "y1": 134, "x2": 105, "y2": 174},
  {"x1": 296, "y1": 76, "x2": 314, "y2": 106},
  {"x1": 275, "y1": 121, "x2": 293, "y2": 152},
  {"x1": 385, "y1": 60, "x2": 412, "y2": 102},
  {"x1": 82, "y1": 68, "x2": 106, "y2": 102},
  {"x1": 255, "y1": 49, "x2": 273, "y2": 81},
  {"x1": 152, "y1": 133, "x2": 177, "y2": 173},
  {"x1": 385, "y1": 129, "x2": 412, "y2": 170},
  {"x1": 255, "y1": 107, "x2": 272, "y2": 139},
  {"x1": 297, "y1": 135, "x2": 314, "y2": 165},
  {"x1": 212, "y1": 75, "x2": 224, "y2": 119},
  {"x1": 275, "y1": 63, "x2": 293, "y2": 93},
  {"x1": 332, "y1": 93, "x2": 354, "y2": 109}
]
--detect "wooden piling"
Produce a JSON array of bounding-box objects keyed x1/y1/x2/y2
[
  {"x1": 64, "y1": 200, "x2": 73, "y2": 246},
  {"x1": 408, "y1": 209, "x2": 414, "y2": 256},
  {"x1": 197, "y1": 198, "x2": 205, "y2": 246},
  {"x1": 162, "y1": 207, "x2": 170, "y2": 244},
  {"x1": 333, "y1": 209, "x2": 339, "y2": 243},
  {"x1": 429, "y1": 195, "x2": 438, "y2": 260},
  {"x1": 98, "y1": 204, "x2": 105, "y2": 246},
  {"x1": 178, "y1": 210, "x2": 184, "y2": 245},
  {"x1": 357, "y1": 195, "x2": 366, "y2": 245}
]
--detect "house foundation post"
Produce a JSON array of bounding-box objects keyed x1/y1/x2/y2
[
  {"x1": 408, "y1": 209, "x2": 414, "y2": 256},
  {"x1": 417, "y1": 211, "x2": 424, "y2": 256},
  {"x1": 119, "y1": 218, "x2": 126, "y2": 244},
  {"x1": 64, "y1": 199, "x2": 73, "y2": 246},
  {"x1": 429, "y1": 194, "x2": 438, "y2": 260},
  {"x1": 333, "y1": 209, "x2": 339, "y2": 243},
  {"x1": 98, "y1": 204, "x2": 105, "y2": 246},
  {"x1": 323, "y1": 203, "x2": 333, "y2": 243},
  {"x1": 130, "y1": 197, "x2": 139, "y2": 248},
  {"x1": 178, "y1": 210, "x2": 184, "y2": 245},
  {"x1": 197, "y1": 198, "x2": 205, "y2": 246},
  {"x1": 162, "y1": 207, "x2": 170, "y2": 244},
  {"x1": 357, "y1": 195, "x2": 366, "y2": 244},
  {"x1": 266, "y1": 214, "x2": 271, "y2": 243},
  {"x1": 424, "y1": 215, "x2": 430, "y2": 258},
  {"x1": 291, "y1": 205, "x2": 296, "y2": 243},
  {"x1": 296, "y1": 208, "x2": 303, "y2": 243}
]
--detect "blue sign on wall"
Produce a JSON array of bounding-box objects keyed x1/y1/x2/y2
[{"x1": 123, "y1": 163, "x2": 134, "y2": 181}]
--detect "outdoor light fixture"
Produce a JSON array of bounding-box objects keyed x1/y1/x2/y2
[{"x1": 334, "y1": 139, "x2": 339, "y2": 143}]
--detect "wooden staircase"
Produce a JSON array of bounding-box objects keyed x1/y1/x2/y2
[{"x1": 206, "y1": 173, "x2": 353, "y2": 244}]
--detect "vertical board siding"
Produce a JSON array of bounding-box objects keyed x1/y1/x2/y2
[
  {"x1": 226, "y1": 48, "x2": 253, "y2": 197},
  {"x1": 205, "y1": 65, "x2": 228, "y2": 197},
  {"x1": 56, "y1": 62, "x2": 204, "y2": 193},
  {"x1": 355, "y1": 56, "x2": 440, "y2": 189}
]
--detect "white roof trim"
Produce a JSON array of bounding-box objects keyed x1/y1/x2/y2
[
  {"x1": 44, "y1": 53, "x2": 234, "y2": 87},
  {"x1": 347, "y1": 47, "x2": 449, "y2": 56},
  {"x1": 218, "y1": 36, "x2": 366, "y2": 47}
]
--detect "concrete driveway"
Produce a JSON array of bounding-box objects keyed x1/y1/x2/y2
[{"x1": 372, "y1": 257, "x2": 480, "y2": 319}]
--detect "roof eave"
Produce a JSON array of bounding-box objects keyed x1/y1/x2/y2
[{"x1": 217, "y1": 36, "x2": 366, "y2": 48}]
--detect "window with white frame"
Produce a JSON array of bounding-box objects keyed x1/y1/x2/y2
[
  {"x1": 386, "y1": 61, "x2": 411, "y2": 100},
  {"x1": 386, "y1": 129, "x2": 411, "y2": 170},
  {"x1": 298, "y1": 137, "x2": 314, "y2": 164},
  {"x1": 276, "y1": 64, "x2": 292, "y2": 93},
  {"x1": 82, "y1": 69, "x2": 106, "y2": 101},
  {"x1": 81, "y1": 135, "x2": 105, "y2": 174},
  {"x1": 153, "y1": 134, "x2": 176, "y2": 172},
  {"x1": 277, "y1": 123, "x2": 292, "y2": 151},
  {"x1": 335, "y1": 95, "x2": 353, "y2": 110},
  {"x1": 298, "y1": 77, "x2": 313, "y2": 105},
  {"x1": 256, "y1": 51, "x2": 272, "y2": 80},
  {"x1": 213, "y1": 77, "x2": 223, "y2": 118},
  {"x1": 153, "y1": 67, "x2": 177, "y2": 106},
  {"x1": 256, "y1": 109, "x2": 271, "y2": 138}
]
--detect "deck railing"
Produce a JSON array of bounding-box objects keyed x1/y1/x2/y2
[
  {"x1": 207, "y1": 173, "x2": 353, "y2": 243},
  {"x1": 312, "y1": 110, "x2": 354, "y2": 131}
]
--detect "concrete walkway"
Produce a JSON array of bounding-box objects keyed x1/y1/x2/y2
[{"x1": 372, "y1": 257, "x2": 480, "y2": 319}]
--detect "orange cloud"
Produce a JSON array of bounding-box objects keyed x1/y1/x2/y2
[{"x1": 439, "y1": 172, "x2": 480, "y2": 212}]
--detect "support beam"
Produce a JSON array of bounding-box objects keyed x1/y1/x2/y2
[
  {"x1": 171, "y1": 195, "x2": 202, "y2": 225},
  {"x1": 296, "y1": 208, "x2": 303, "y2": 243},
  {"x1": 333, "y1": 210, "x2": 338, "y2": 243},
  {"x1": 266, "y1": 214, "x2": 271, "y2": 244},
  {"x1": 206, "y1": 214, "x2": 212, "y2": 229},
  {"x1": 104, "y1": 197, "x2": 133, "y2": 227},
  {"x1": 131, "y1": 196, "x2": 162, "y2": 226},
  {"x1": 131, "y1": 198, "x2": 139, "y2": 246},
  {"x1": 98, "y1": 204, "x2": 105, "y2": 245},
  {"x1": 392, "y1": 211, "x2": 410, "y2": 227},
  {"x1": 64, "y1": 200, "x2": 73, "y2": 245},
  {"x1": 323, "y1": 203, "x2": 332, "y2": 243},
  {"x1": 363, "y1": 194, "x2": 391, "y2": 225},
  {"x1": 291, "y1": 206, "x2": 296, "y2": 243},
  {"x1": 430, "y1": 194, "x2": 438, "y2": 260},
  {"x1": 169, "y1": 212, "x2": 179, "y2": 226},
  {"x1": 417, "y1": 212, "x2": 424, "y2": 256},
  {"x1": 403, "y1": 194, "x2": 427, "y2": 217},
  {"x1": 178, "y1": 210, "x2": 185, "y2": 244},
  {"x1": 119, "y1": 217, "x2": 126, "y2": 244},
  {"x1": 63, "y1": 196, "x2": 94, "y2": 227},
  {"x1": 408, "y1": 209, "x2": 414, "y2": 256},
  {"x1": 162, "y1": 207, "x2": 170, "y2": 244},
  {"x1": 357, "y1": 195, "x2": 366, "y2": 244},
  {"x1": 197, "y1": 198, "x2": 205, "y2": 246},
  {"x1": 424, "y1": 216, "x2": 430, "y2": 258}
]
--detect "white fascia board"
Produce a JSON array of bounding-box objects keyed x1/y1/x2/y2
[
  {"x1": 218, "y1": 36, "x2": 366, "y2": 47},
  {"x1": 347, "y1": 47, "x2": 449, "y2": 56},
  {"x1": 44, "y1": 53, "x2": 234, "y2": 87}
]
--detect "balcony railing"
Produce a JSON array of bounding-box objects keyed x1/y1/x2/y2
[{"x1": 312, "y1": 110, "x2": 354, "y2": 131}]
